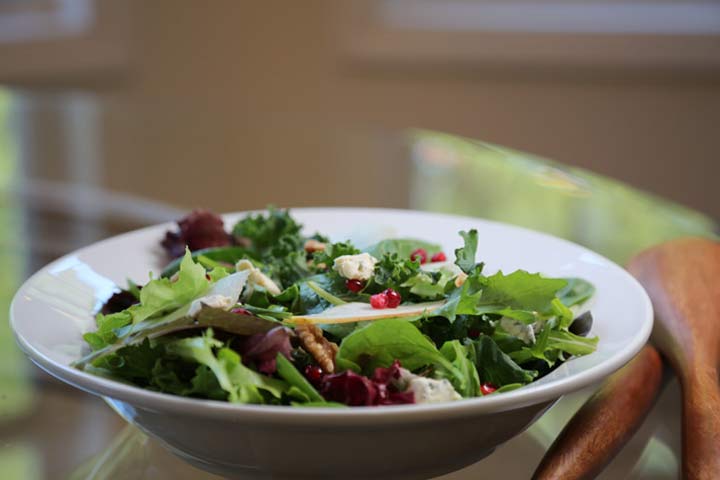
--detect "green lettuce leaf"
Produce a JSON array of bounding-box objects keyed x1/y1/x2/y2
[
  {"x1": 165, "y1": 329, "x2": 287, "y2": 404},
  {"x1": 131, "y1": 249, "x2": 210, "y2": 324}
]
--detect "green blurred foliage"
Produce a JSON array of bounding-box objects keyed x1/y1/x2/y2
[{"x1": 409, "y1": 131, "x2": 717, "y2": 265}]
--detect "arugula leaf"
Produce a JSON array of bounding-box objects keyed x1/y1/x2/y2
[
  {"x1": 468, "y1": 336, "x2": 537, "y2": 386},
  {"x1": 557, "y1": 277, "x2": 596, "y2": 307},
  {"x1": 551, "y1": 297, "x2": 574, "y2": 329},
  {"x1": 364, "y1": 238, "x2": 440, "y2": 260},
  {"x1": 433, "y1": 272, "x2": 484, "y2": 322},
  {"x1": 438, "y1": 340, "x2": 480, "y2": 397},
  {"x1": 275, "y1": 353, "x2": 325, "y2": 403},
  {"x1": 509, "y1": 319, "x2": 598, "y2": 366},
  {"x1": 478, "y1": 270, "x2": 567, "y2": 314},
  {"x1": 547, "y1": 330, "x2": 599, "y2": 357},
  {"x1": 454, "y1": 229, "x2": 478, "y2": 274}
]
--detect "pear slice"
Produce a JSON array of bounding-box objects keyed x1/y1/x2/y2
[{"x1": 289, "y1": 301, "x2": 445, "y2": 325}]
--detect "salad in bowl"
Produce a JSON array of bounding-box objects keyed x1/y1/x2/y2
[{"x1": 74, "y1": 207, "x2": 598, "y2": 408}]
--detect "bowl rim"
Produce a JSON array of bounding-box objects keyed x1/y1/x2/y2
[{"x1": 10, "y1": 207, "x2": 653, "y2": 425}]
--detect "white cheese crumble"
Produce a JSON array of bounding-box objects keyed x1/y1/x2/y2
[
  {"x1": 332, "y1": 253, "x2": 378, "y2": 281},
  {"x1": 236, "y1": 259, "x2": 282, "y2": 296},
  {"x1": 398, "y1": 369, "x2": 462, "y2": 404},
  {"x1": 188, "y1": 294, "x2": 235, "y2": 318},
  {"x1": 500, "y1": 317, "x2": 536, "y2": 345}
]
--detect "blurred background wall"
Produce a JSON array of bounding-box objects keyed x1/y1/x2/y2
[{"x1": 0, "y1": 0, "x2": 718, "y2": 217}]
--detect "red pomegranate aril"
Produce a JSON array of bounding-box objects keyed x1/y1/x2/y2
[
  {"x1": 468, "y1": 328, "x2": 481, "y2": 339},
  {"x1": 410, "y1": 248, "x2": 428, "y2": 264},
  {"x1": 431, "y1": 252, "x2": 447, "y2": 262},
  {"x1": 370, "y1": 293, "x2": 389, "y2": 309},
  {"x1": 231, "y1": 307, "x2": 252, "y2": 316},
  {"x1": 304, "y1": 365, "x2": 324, "y2": 384},
  {"x1": 384, "y1": 288, "x2": 402, "y2": 308},
  {"x1": 480, "y1": 383, "x2": 497, "y2": 395},
  {"x1": 346, "y1": 279, "x2": 365, "y2": 293}
]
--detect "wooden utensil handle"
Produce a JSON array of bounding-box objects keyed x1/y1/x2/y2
[
  {"x1": 682, "y1": 364, "x2": 720, "y2": 480},
  {"x1": 532, "y1": 345, "x2": 665, "y2": 480}
]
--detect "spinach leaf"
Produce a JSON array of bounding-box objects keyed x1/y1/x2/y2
[
  {"x1": 335, "y1": 319, "x2": 455, "y2": 375},
  {"x1": 468, "y1": 336, "x2": 537, "y2": 386}
]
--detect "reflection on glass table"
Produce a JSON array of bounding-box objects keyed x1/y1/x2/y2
[{"x1": 1, "y1": 123, "x2": 716, "y2": 479}]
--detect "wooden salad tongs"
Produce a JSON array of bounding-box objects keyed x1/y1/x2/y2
[{"x1": 533, "y1": 237, "x2": 720, "y2": 480}]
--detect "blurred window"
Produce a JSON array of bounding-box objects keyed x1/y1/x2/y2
[
  {"x1": 0, "y1": 0, "x2": 92, "y2": 43},
  {"x1": 339, "y1": 0, "x2": 720, "y2": 71},
  {"x1": 380, "y1": 1, "x2": 720, "y2": 35}
]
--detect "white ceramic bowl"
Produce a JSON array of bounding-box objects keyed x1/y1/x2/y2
[{"x1": 10, "y1": 208, "x2": 653, "y2": 479}]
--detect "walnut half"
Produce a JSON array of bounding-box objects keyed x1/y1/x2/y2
[{"x1": 295, "y1": 323, "x2": 338, "y2": 373}]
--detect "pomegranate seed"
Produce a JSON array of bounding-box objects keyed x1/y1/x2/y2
[
  {"x1": 346, "y1": 279, "x2": 365, "y2": 293},
  {"x1": 480, "y1": 383, "x2": 497, "y2": 395},
  {"x1": 231, "y1": 307, "x2": 251, "y2": 316},
  {"x1": 410, "y1": 248, "x2": 428, "y2": 264},
  {"x1": 370, "y1": 293, "x2": 389, "y2": 309},
  {"x1": 384, "y1": 288, "x2": 402, "y2": 308},
  {"x1": 304, "y1": 365, "x2": 324, "y2": 385},
  {"x1": 468, "y1": 328, "x2": 480, "y2": 339},
  {"x1": 431, "y1": 252, "x2": 447, "y2": 262}
]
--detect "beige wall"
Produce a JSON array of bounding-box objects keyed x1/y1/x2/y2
[{"x1": 12, "y1": 1, "x2": 720, "y2": 217}]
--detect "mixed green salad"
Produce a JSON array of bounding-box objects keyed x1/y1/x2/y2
[{"x1": 74, "y1": 208, "x2": 598, "y2": 407}]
